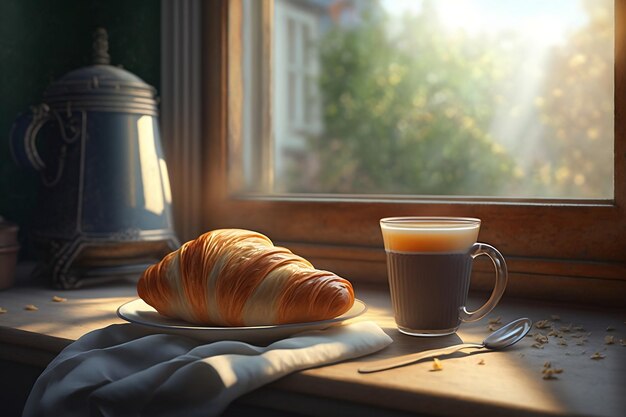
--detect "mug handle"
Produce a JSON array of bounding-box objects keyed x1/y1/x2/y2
[{"x1": 459, "y1": 243, "x2": 508, "y2": 323}]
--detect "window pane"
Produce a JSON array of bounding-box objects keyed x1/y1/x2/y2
[{"x1": 237, "y1": 0, "x2": 614, "y2": 198}]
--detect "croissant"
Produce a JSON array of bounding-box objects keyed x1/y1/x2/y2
[{"x1": 137, "y1": 229, "x2": 355, "y2": 326}]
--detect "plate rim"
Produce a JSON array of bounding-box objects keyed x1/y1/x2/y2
[{"x1": 117, "y1": 298, "x2": 368, "y2": 332}]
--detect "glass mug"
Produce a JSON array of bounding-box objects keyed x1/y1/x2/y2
[{"x1": 380, "y1": 217, "x2": 507, "y2": 336}]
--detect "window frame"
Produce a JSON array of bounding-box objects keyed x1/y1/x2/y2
[{"x1": 199, "y1": 0, "x2": 626, "y2": 306}]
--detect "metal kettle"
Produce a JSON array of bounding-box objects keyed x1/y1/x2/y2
[{"x1": 10, "y1": 29, "x2": 179, "y2": 288}]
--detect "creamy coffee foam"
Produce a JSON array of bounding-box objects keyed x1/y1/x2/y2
[{"x1": 381, "y1": 219, "x2": 479, "y2": 253}]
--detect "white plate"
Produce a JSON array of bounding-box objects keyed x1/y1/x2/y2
[{"x1": 117, "y1": 298, "x2": 367, "y2": 344}]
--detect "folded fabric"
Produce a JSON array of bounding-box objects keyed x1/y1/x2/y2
[{"x1": 23, "y1": 321, "x2": 392, "y2": 417}]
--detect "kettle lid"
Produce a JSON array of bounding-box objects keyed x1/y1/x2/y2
[{"x1": 42, "y1": 29, "x2": 157, "y2": 114}]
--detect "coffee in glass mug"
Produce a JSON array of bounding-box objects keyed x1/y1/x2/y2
[{"x1": 380, "y1": 217, "x2": 507, "y2": 336}]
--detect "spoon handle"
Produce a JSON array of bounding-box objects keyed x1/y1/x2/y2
[{"x1": 358, "y1": 343, "x2": 484, "y2": 374}]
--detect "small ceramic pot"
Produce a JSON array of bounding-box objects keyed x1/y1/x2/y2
[{"x1": 0, "y1": 219, "x2": 19, "y2": 290}]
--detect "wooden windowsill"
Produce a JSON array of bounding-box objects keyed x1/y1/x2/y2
[{"x1": 0, "y1": 279, "x2": 624, "y2": 417}]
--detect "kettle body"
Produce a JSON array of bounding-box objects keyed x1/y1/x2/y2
[{"x1": 10, "y1": 31, "x2": 178, "y2": 288}]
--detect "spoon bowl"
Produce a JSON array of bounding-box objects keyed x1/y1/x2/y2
[{"x1": 484, "y1": 317, "x2": 533, "y2": 349}]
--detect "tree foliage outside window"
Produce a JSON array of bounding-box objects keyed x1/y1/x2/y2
[
  {"x1": 538, "y1": 1, "x2": 614, "y2": 198},
  {"x1": 281, "y1": 0, "x2": 613, "y2": 198}
]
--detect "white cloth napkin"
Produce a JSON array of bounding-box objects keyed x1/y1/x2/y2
[{"x1": 23, "y1": 321, "x2": 391, "y2": 417}]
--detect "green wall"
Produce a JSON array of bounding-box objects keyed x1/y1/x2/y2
[{"x1": 0, "y1": 0, "x2": 160, "y2": 254}]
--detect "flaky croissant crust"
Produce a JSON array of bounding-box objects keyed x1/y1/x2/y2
[{"x1": 138, "y1": 229, "x2": 355, "y2": 326}]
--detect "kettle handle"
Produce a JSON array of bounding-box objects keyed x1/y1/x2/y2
[{"x1": 9, "y1": 103, "x2": 53, "y2": 171}]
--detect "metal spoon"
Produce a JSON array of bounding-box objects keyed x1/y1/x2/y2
[{"x1": 358, "y1": 317, "x2": 532, "y2": 374}]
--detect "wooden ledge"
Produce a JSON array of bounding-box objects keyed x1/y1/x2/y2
[{"x1": 0, "y1": 281, "x2": 624, "y2": 417}]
